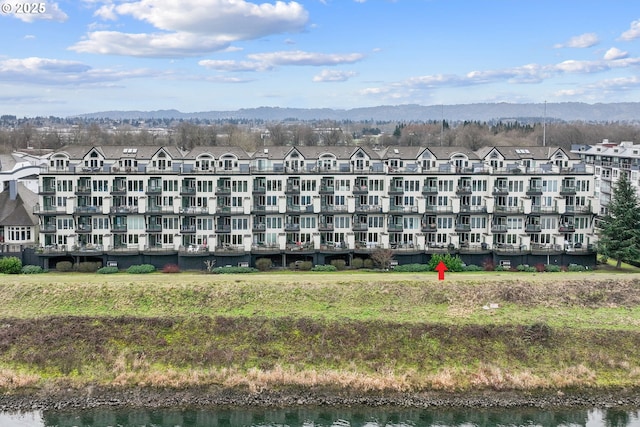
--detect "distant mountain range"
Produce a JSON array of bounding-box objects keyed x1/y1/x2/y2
[{"x1": 75, "y1": 102, "x2": 640, "y2": 123}]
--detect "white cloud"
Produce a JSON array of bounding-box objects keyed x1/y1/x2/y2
[
  {"x1": 619, "y1": 19, "x2": 640, "y2": 41},
  {"x1": 603, "y1": 47, "x2": 628, "y2": 61},
  {"x1": 70, "y1": 31, "x2": 234, "y2": 57},
  {"x1": 247, "y1": 50, "x2": 365, "y2": 66},
  {"x1": 73, "y1": 0, "x2": 309, "y2": 57},
  {"x1": 198, "y1": 59, "x2": 272, "y2": 72},
  {"x1": 0, "y1": 57, "x2": 155, "y2": 85},
  {"x1": 313, "y1": 69, "x2": 357, "y2": 82},
  {"x1": 553, "y1": 32, "x2": 599, "y2": 48}
]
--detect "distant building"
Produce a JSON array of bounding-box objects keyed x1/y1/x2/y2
[{"x1": 572, "y1": 140, "x2": 640, "y2": 215}]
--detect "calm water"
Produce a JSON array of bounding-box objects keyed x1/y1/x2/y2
[{"x1": 1, "y1": 406, "x2": 639, "y2": 427}]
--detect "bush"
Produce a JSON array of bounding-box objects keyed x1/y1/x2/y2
[
  {"x1": 393, "y1": 263, "x2": 430, "y2": 272},
  {"x1": 351, "y1": 258, "x2": 364, "y2": 269},
  {"x1": 427, "y1": 254, "x2": 464, "y2": 272},
  {"x1": 462, "y1": 264, "x2": 483, "y2": 272},
  {"x1": 567, "y1": 264, "x2": 587, "y2": 272},
  {"x1": 162, "y1": 263, "x2": 181, "y2": 273},
  {"x1": 76, "y1": 261, "x2": 101, "y2": 273},
  {"x1": 535, "y1": 263, "x2": 546, "y2": 273},
  {"x1": 363, "y1": 258, "x2": 374, "y2": 269},
  {"x1": 56, "y1": 261, "x2": 73, "y2": 272},
  {"x1": 21, "y1": 265, "x2": 45, "y2": 274},
  {"x1": 545, "y1": 264, "x2": 562, "y2": 272},
  {"x1": 127, "y1": 264, "x2": 156, "y2": 274},
  {"x1": 516, "y1": 264, "x2": 536, "y2": 272},
  {"x1": 494, "y1": 265, "x2": 505, "y2": 271},
  {"x1": 96, "y1": 266, "x2": 119, "y2": 274},
  {"x1": 212, "y1": 266, "x2": 258, "y2": 274},
  {"x1": 0, "y1": 256, "x2": 23, "y2": 274},
  {"x1": 330, "y1": 259, "x2": 347, "y2": 270},
  {"x1": 296, "y1": 261, "x2": 313, "y2": 271},
  {"x1": 311, "y1": 264, "x2": 337, "y2": 272},
  {"x1": 255, "y1": 258, "x2": 272, "y2": 271}
]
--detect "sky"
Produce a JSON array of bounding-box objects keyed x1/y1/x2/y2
[{"x1": 1, "y1": 0, "x2": 640, "y2": 117}]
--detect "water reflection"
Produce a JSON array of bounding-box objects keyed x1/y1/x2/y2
[{"x1": 0, "y1": 406, "x2": 638, "y2": 427}]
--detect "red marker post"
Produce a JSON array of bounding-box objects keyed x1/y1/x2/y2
[{"x1": 435, "y1": 261, "x2": 448, "y2": 280}]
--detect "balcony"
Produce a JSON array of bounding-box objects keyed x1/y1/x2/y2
[
  {"x1": 111, "y1": 224, "x2": 127, "y2": 233},
  {"x1": 455, "y1": 223, "x2": 471, "y2": 232},
  {"x1": 353, "y1": 185, "x2": 369, "y2": 195},
  {"x1": 318, "y1": 222, "x2": 334, "y2": 231},
  {"x1": 285, "y1": 184, "x2": 300, "y2": 194},
  {"x1": 492, "y1": 186, "x2": 509, "y2": 196},
  {"x1": 319, "y1": 185, "x2": 335, "y2": 194},
  {"x1": 181, "y1": 225, "x2": 197, "y2": 233},
  {"x1": 284, "y1": 223, "x2": 300, "y2": 232},
  {"x1": 494, "y1": 205, "x2": 523, "y2": 214},
  {"x1": 352, "y1": 222, "x2": 368, "y2": 231},
  {"x1": 355, "y1": 204, "x2": 381, "y2": 213},
  {"x1": 75, "y1": 206, "x2": 100, "y2": 214},
  {"x1": 564, "y1": 205, "x2": 592, "y2": 215},
  {"x1": 110, "y1": 186, "x2": 127, "y2": 195},
  {"x1": 422, "y1": 185, "x2": 438, "y2": 195},
  {"x1": 531, "y1": 205, "x2": 558, "y2": 214},
  {"x1": 215, "y1": 224, "x2": 231, "y2": 233},
  {"x1": 525, "y1": 224, "x2": 542, "y2": 233},
  {"x1": 560, "y1": 185, "x2": 576, "y2": 195},
  {"x1": 215, "y1": 186, "x2": 231, "y2": 196},
  {"x1": 146, "y1": 224, "x2": 163, "y2": 233},
  {"x1": 74, "y1": 186, "x2": 92, "y2": 196},
  {"x1": 145, "y1": 186, "x2": 162, "y2": 195},
  {"x1": 456, "y1": 185, "x2": 472, "y2": 195},
  {"x1": 526, "y1": 185, "x2": 542, "y2": 196},
  {"x1": 180, "y1": 186, "x2": 196, "y2": 195},
  {"x1": 387, "y1": 223, "x2": 403, "y2": 232},
  {"x1": 110, "y1": 206, "x2": 139, "y2": 214},
  {"x1": 179, "y1": 245, "x2": 210, "y2": 255},
  {"x1": 559, "y1": 224, "x2": 576, "y2": 233},
  {"x1": 491, "y1": 224, "x2": 508, "y2": 233},
  {"x1": 38, "y1": 185, "x2": 56, "y2": 195},
  {"x1": 252, "y1": 186, "x2": 266, "y2": 194},
  {"x1": 388, "y1": 185, "x2": 404, "y2": 195},
  {"x1": 252, "y1": 222, "x2": 266, "y2": 232},
  {"x1": 76, "y1": 224, "x2": 92, "y2": 233},
  {"x1": 41, "y1": 224, "x2": 57, "y2": 233},
  {"x1": 180, "y1": 206, "x2": 208, "y2": 215},
  {"x1": 421, "y1": 223, "x2": 437, "y2": 233}
]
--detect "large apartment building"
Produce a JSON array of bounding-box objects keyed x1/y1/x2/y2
[
  {"x1": 34, "y1": 144, "x2": 599, "y2": 270},
  {"x1": 572, "y1": 139, "x2": 640, "y2": 215}
]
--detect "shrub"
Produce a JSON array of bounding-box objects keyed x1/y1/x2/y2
[
  {"x1": 462, "y1": 264, "x2": 483, "y2": 272},
  {"x1": 351, "y1": 258, "x2": 364, "y2": 269},
  {"x1": 297, "y1": 261, "x2": 313, "y2": 271},
  {"x1": 212, "y1": 266, "x2": 258, "y2": 274},
  {"x1": 127, "y1": 264, "x2": 156, "y2": 274},
  {"x1": 56, "y1": 261, "x2": 73, "y2": 272},
  {"x1": 567, "y1": 264, "x2": 587, "y2": 272},
  {"x1": 76, "y1": 261, "x2": 101, "y2": 273},
  {"x1": 363, "y1": 258, "x2": 374, "y2": 269},
  {"x1": 330, "y1": 259, "x2": 347, "y2": 270},
  {"x1": 393, "y1": 263, "x2": 430, "y2": 272},
  {"x1": 162, "y1": 263, "x2": 181, "y2": 273},
  {"x1": 311, "y1": 264, "x2": 337, "y2": 272},
  {"x1": 535, "y1": 263, "x2": 546, "y2": 273},
  {"x1": 516, "y1": 264, "x2": 536, "y2": 273},
  {"x1": 96, "y1": 266, "x2": 119, "y2": 274},
  {"x1": 0, "y1": 256, "x2": 23, "y2": 274},
  {"x1": 494, "y1": 265, "x2": 505, "y2": 271},
  {"x1": 427, "y1": 254, "x2": 464, "y2": 272},
  {"x1": 21, "y1": 265, "x2": 45, "y2": 274},
  {"x1": 255, "y1": 258, "x2": 272, "y2": 271},
  {"x1": 545, "y1": 264, "x2": 562, "y2": 272}
]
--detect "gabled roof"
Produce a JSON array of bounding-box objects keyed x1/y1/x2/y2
[
  {"x1": 0, "y1": 183, "x2": 37, "y2": 227},
  {"x1": 53, "y1": 145, "x2": 184, "y2": 161},
  {"x1": 476, "y1": 146, "x2": 579, "y2": 161},
  {"x1": 428, "y1": 146, "x2": 480, "y2": 161},
  {"x1": 184, "y1": 146, "x2": 252, "y2": 160}
]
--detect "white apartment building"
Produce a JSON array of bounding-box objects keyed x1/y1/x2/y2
[
  {"x1": 33, "y1": 144, "x2": 599, "y2": 269},
  {"x1": 572, "y1": 140, "x2": 640, "y2": 215}
]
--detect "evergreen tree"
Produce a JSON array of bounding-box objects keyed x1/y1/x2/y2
[{"x1": 598, "y1": 171, "x2": 640, "y2": 268}]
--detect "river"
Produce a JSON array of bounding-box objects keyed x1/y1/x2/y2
[{"x1": 0, "y1": 406, "x2": 639, "y2": 427}]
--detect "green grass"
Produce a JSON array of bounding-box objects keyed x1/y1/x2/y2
[{"x1": 0, "y1": 271, "x2": 639, "y2": 393}]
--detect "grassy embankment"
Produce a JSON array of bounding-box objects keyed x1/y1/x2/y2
[{"x1": 1, "y1": 270, "x2": 640, "y2": 395}]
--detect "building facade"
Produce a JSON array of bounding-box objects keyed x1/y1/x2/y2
[
  {"x1": 34, "y1": 144, "x2": 599, "y2": 270},
  {"x1": 572, "y1": 139, "x2": 640, "y2": 216}
]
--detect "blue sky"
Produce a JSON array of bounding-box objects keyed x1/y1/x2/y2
[{"x1": 2, "y1": 0, "x2": 640, "y2": 117}]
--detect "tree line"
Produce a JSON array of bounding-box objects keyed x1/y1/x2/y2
[{"x1": 1, "y1": 118, "x2": 640, "y2": 154}]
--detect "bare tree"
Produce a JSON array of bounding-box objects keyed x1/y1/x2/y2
[{"x1": 370, "y1": 248, "x2": 395, "y2": 270}]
